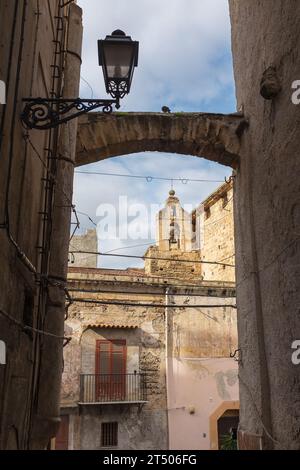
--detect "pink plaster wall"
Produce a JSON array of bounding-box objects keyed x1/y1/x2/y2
[{"x1": 168, "y1": 358, "x2": 239, "y2": 450}]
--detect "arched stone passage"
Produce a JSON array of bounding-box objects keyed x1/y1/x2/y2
[{"x1": 76, "y1": 112, "x2": 247, "y2": 168}]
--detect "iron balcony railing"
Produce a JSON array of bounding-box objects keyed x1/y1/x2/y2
[{"x1": 79, "y1": 373, "x2": 147, "y2": 404}]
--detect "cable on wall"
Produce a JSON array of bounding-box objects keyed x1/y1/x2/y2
[
  {"x1": 0, "y1": 307, "x2": 71, "y2": 345},
  {"x1": 70, "y1": 297, "x2": 237, "y2": 309},
  {"x1": 67, "y1": 286, "x2": 236, "y2": 298}
]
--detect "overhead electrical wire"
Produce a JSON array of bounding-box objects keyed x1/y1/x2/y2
[
  {"x1": 70, "y1": 239, "x2": 191, "y2": 256},
  {"x1": 24, "y1": 134, "x2": 81, "y2": 242},
  {"x1": 75, "y1": 169, "x2": 227, "y2": 185},
  {"x1": 80, "y1": 75, "x2": 94, "y2": 99},
  {"x1": 218, "y1": 253, "x2": 235, "y2": 262},
  {"x1": 69, "y1": 250, "x2": 236, "y2": 267},
  {"x1": 68, "y1": 241, "x2": 159, "y2": 264},
  {"x1": 0, "y1": 306, "x2": 71, "y2": 345},
  {"x1": 76, "y1": 210, "x2": 97, "y2": 226},
  {"x1": 103, "y1": 241, "x2": 158, "y2": 253},
  {"x1": 67, "y1": 273, "x2": 236, "y2": 291}
]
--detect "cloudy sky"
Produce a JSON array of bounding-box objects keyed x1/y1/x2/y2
[{"x1": 73, "y1": 0, "x2": 236, "y2": 269}]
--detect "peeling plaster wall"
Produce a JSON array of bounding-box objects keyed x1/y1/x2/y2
[
  {"x1": 172, "y1": 303, "x2": 237, "y2": 359},
  {"x1": 167, "y1": 293, "x2": 238, "y2": 450},
  {"x1": 168, "y1": 358, "x2": 238, "y2": 450},
  {"x1": 81, "y1": 328, "x2": 140, "y2": 375}
]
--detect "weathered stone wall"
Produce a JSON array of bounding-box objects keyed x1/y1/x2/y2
[
  {"x1": 78, "y1": 406, "x2": 166, "y2": 451},
  {"x1": 145, "y1": 246, "x2": 202, "y2": 281},
  {"x1": 171, "y1": 298, "x2": 237, "y2": 359},
  {"x1": 200, "y1": 182, "x2": 235, "y2": 283},
  {"x1": 0, "y1": 1, "x2": 82, "y2": 449},
  {"x1": 229, "y1": 0, "x2": 300, "y2": 450},
  {"x1": 62, "y1": 269, "x2": 168, "y2": 449},
  {"x1": 69, "y1": 229, "x2": 98, "y2": 268}
]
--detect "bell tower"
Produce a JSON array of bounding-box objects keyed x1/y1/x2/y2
[
  {"x1": 156, "y1": 189, "x2": 192, "y2": 252},
  {"x1": 145, "y1": 190, "x2": 202, "y2": 280}
]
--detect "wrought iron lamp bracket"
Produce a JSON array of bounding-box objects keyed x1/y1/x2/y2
[{"x1": 21, "y1": 97, "x2": 120, "y2": 130}]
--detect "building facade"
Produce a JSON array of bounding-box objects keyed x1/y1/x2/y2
[
  {"x1": 0, "y1": 0, "x2": 83, "y2": 449},
  {"x1": 69, "y1": 228, "x2": 98, "y2": 268},
  {"x1": 58, "y1": 184, "x2": 238, "y2": 450},
  {"x1": 230, "y1": 0, "x2": 300, "y2": 449}
]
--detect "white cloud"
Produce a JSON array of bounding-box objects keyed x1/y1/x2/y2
[{"x1": 77, "y1": 0, "x2": 235, "y2": 112}]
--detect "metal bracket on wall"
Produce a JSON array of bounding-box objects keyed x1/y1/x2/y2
[
  {"x1": 230, "y1": 348, "x2": 242, "y2": 364},
  {"x1": 21, "y1": 97, "x2": 120, "y2": 130}
]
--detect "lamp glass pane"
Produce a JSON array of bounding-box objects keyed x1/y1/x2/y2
[{"x1": 103, "y1": 44, "x2": 134, "y2": 79}]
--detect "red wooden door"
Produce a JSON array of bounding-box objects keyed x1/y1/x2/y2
[
  {"x1": 55, "y1": 415, "x2": 69, "y2": 450},
  {"x1": 95, "y1": 340, "x2": 126, "y2": 401}
]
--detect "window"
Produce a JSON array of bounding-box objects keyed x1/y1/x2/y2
[
  {"x1": 96, "y1": 339, "x2": 126, "y2": 375},
  {"x1": 101, "y1": 422, "x2": 118, "y2": 447},
  {"x1": 205, "y1": 207, "x2": 211, "y2": 219},
  {"x1": 95, "y1": 340, "x2": 126, "y2": 401}
]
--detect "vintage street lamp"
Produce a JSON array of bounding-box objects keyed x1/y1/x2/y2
[
  {"x1": 98, "y1": 30, "x2": 139, "y2": 108},
  {"x1": 21, "y1": 30, "x2": 139, "y2": 130}
]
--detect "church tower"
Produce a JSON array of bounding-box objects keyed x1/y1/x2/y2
[
  {"x1": 156, "y1": 189, "x2": 193, "y2": 252},
  {"x1": 144, "y1": 190, "x2": 202, "y2": 280}
]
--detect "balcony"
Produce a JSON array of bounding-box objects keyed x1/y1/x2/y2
[{"x1": 79, "y1": 373, "x2": 147, "y2": 405}]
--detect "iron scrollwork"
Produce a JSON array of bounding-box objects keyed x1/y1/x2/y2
[
  {"x1": 21, "y1": 97, "x2": 120, "y2": 130},
  {"x1": 107, "y1": 79, "x2": 129, "y2": 100}
]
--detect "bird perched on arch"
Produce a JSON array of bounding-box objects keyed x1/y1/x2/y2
[{"x1": 161, "y1": 106, "x2": 171, "y2": 113}]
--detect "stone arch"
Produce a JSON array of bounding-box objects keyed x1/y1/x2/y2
[{"x1": 76, "y1": 112, "x2": 247, "y2": 168}]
